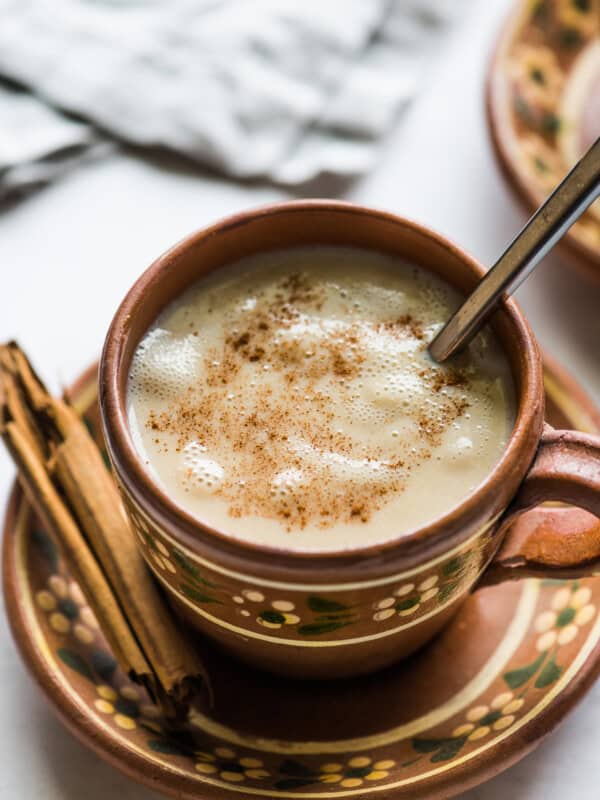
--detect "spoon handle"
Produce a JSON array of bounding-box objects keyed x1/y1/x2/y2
[{"x1": 429, "y1": 137, "x2": 600, "y2": 363}]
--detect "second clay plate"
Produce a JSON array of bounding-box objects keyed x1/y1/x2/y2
[{"x1": 487, "y1": 0, "x2": 600, "y2": 281}]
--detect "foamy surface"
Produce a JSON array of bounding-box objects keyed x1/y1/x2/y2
[{"x1": 127, "y1": 247, "x2": 515, "y2": 552}]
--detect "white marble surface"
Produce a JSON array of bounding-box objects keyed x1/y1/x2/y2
[{"x1": 1, "y1": 1, "x2": 599, "y2": 798}]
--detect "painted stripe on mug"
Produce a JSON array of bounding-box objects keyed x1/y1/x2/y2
[
  {"x1": 188, "y1": 580, "x2": 538, "y2": 752},
  {"x1": 129, "y1": 490, "x2": 501, "y2": 593},
  {"x1": 149, "y1": 560, "x2": 484, "y2": 647}
]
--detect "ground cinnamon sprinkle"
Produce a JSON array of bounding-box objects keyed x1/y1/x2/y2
[{"x1": 143, "y1": 271, "x2": 474, "y2": 532}]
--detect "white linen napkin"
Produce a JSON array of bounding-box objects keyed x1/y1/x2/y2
[{"x1": 0, "y1": 0, "x2": 464, "y2": 198}]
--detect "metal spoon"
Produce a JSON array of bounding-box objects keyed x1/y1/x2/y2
[{"x1": 428, "y1": 137, "x2": 600, "y2": 363}]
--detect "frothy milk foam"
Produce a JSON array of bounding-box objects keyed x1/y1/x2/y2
[{"x1": 127, "y1": 247, "x2": 515, "y2": 552}]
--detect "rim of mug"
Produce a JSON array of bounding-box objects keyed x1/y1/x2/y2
[{"x1": 99, "y1": 199, "x2": 543, "y2": 572}]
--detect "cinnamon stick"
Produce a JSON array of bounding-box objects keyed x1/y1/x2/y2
[{"x1": 0, "y1": 342, "x2": 207, "y2": 715}]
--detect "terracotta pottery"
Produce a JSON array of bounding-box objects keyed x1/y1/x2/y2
[
  {"x1": 487, "y1": 0, "x2": 600, "y2": 282},
  {"x1": 4, "y1": 358, "x2": 600, "y2": 799},
  {"x1": 99, "y1": 200, "x2": 600, "y2": 679}
]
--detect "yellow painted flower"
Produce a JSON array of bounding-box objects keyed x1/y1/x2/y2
[
  {"x1": 557, "y1": 0, "x2": 599, "y2": 38},
  {"x1": 36, "y1": 576, "x2": 98, "y2": 643},
  {"x1": 510, "y1": 44, "x2": 565, "y2": 109},
  {"x1": 535, "y1": 584, "x2": 596, "y2": 651},
  {"x1": 373, "y1": 574, "x2": 439, "y2": 622},
  {"x1": 317, "y1": 755, "x2": 396, "y2": 787},
  {"x1": 92, "y1": 683, "x2": 156, "y2": 731},
  {"x1": 195, "y1": 747, "x2": 270, "y2": 782},
  {"x1": 519, "y1": 133, "x2": 566, "y2": 191},
  {"x1": 452, "y1": 691, "x2": 523, "y2": 741}
]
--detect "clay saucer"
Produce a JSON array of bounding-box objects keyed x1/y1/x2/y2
[
  {"x1": 487, "y1": 0, "x2": 600, "y2": 282},
  {"x1": 3, "y1": 356, "x2": 600, "y2": 800}
]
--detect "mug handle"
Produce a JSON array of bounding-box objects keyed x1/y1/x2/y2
[{"x1": 480, "y1": 424, "x2": 600, "y2": 587}]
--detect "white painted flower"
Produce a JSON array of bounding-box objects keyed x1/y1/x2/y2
[
  {"x1": 452, "y1": 691, "x2": 523, "y2": 741},
  {"x1": 535, "y1": 584, "x2": 596, "y2": 652},
  {"x1": 36, "y1": 576, "x2": 98, "y2": 643},
  {"x1": 195, "y1": 747, "x2": 270, "y2": 782}
]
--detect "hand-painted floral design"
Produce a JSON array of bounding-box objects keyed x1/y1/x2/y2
[
  {"x1": 315, "y1": 756, "x2": 396, "y2": 787},
  {"x1": 556, "y1": 0, "x2": 599, "y2": 37},
  {"x1": 518, "y1": 133, "x2": 566, "y2": 191},
  {"x1": 22, "y1": 462, "x2": 600, "y2": 796},
  {"x1": 534, "y1": 583, "x2": 596, "y2": 651},
  {"x1": 372, "y1": 551, "x2": 475, "y2": 623},
  {"x1": 503, "y1": 581, "x2": 597, "y2": 692},
  {"x1": 128, "y1": 510, "x2": 177, "y2": 574},
  {"x1": 451, "y1": 692, "x2": 523, "y2": 741},
  {"x1": 124, "y1": 500, "x2": 483, "y2": 639},
  {"x1": 500, "y1": 0, "x2": 600, "y2": 256},
  {"x1": 93, "y1": 682, "x2": 160, "y2": 731},
  {"x1": 36, "y1": 574, "x2": 98, "y2": 644},
  {"x1": 195, "y1": 747, "x2": 270, "y2": 782},
  {"x1": 411, "y1": 689, "x2": 525, "y2": 764},
  {"x1": 373, "y1": 575, "x2": 440, "y2": 622},
  {"x1": 270, "y1": 756, "x2": 396, "y2": 791},
  {"x1": 233, "y1": 589, "x2": 302, "y2": 627},
  {"x1": 510, "y1": 44, "x2": 565, "y2": 108}
]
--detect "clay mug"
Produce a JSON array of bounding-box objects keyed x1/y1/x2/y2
[{"x1": 99, "y1": 201, "x2": 600, "y2": 679}]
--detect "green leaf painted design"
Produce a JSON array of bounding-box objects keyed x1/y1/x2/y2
[
  {"x1": 180, "y1": 584, "x2": 222, "y2": 604},
  {"x1": 535, "y1": 654, "x2": 563, "y2": 688},
  {"x1": 438, "y1": 582, "x2": 459, "y2": 604},
  {"x1": 259, "y1": 610, "x2": 286, "y2": 625},
  {"x1": 90, "y1": 649, "x2": 117, "y2": 682},
  {"x1": 430, "y1": 738, "x2": 466, "y2": 762},
  {"x1": 147, "y1": 739, "x2": 189, "y2": 756},
  {"x1": 412, "y1": 738, "x2": 446, "y2": 753},
  {"x1": 346, "y1": 766, "x2": 372, "y2": 778},
  {"x1": 503, "y1": 652, "x2": 546, "y2": 689},
  {"x1": 57, "y1": 648, "x2": 94, "y2": 681},
  {"x1": 541, "y1": 112, "x2": 561, "y2": 135},
  {"x1": 541, "y1": 579, "x2": 569, "y2": 587},
  {"x1": 31, "y1": 528, "x2": 58, "y2": 571},
  {"x1": 58, "y1": 598, "x2": 79, "y2": 620},
  {"x1": 396, "y1": 596, "x2": 419, "y2": 612},
  {"x1": 412, "y1": 736, "x2": 466, "y2": 763},
  {"x1": 307, "y1": 596, "x2": 348, "y2": 613},
  {"x1": 297, "y1": 620, "x2": 352, "y2": 636},
  {"x1": 279, "y1": 759, "x2": 314, "y2": 777},
  {"x1": 442, "y1": 556, "x2": 464, "y2": 576},
  {"x1": 171, "y1": 549, "x2": 218, "y2": 588},
  {"x1": 556, "y1": 607, "x2": 575, "y2": 627},
  {"x1": 479, "y1": 710, "x2": 502, "y2": 726}
]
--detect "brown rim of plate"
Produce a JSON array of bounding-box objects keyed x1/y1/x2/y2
[
  {"x1": 99, "y1": 199, "x2": 543, "y2": 575},
  {"x1": 3, "y1": 359, "x2": 600, "y2": 800},
  {"x1": 485, "y1": 2, "x2": 600, "y2": 285}
]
